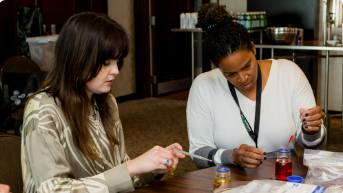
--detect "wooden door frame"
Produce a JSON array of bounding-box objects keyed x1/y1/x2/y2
[{"x1": 134, "y1": 0, "x2": 152, "y2": 98}]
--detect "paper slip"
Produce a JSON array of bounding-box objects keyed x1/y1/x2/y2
[{"x1": 277, "y1": 183, "x2": 327, "y2": 193}]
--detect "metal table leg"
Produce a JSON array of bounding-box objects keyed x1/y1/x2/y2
[
  {"x1": 260, "y1": 31, "x2": 263, "y2": 60},
  {"x1": 324, "y1": 50, "x2": 329, "y2": 128},
  {"x1": 292, "y1": 50, "x2": 296, "y2": 63},
  {"x1": 271, "y1": 48, "x2": 274, "y2": 59},
  {"x1": 191, "y1": 32, "x2": 195, "y2": 81}
]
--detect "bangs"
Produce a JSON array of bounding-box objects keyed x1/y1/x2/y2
[
  {"x1": 98, "y1": 25, "x2": 129, "y2": 70},
  {"x1": 80, "y1": 13, "x2": 129, "y2": 82}
]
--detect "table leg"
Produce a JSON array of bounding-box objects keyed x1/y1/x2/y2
[
  {"x1": 191, "y1": 32, "x2": 195, "y2": 81},
  {"x1": 260, "y1": 31, "x2": 263, "y2": 60},
  {"x1": 293, "y1": 50, "x2": 296, "y2": 63},
  {"x1": 271, "y1": 48, "x2": 274, "y2": 59},
  {"x1": 324, "y1": 50, "x2": 329, "y2": 128}
]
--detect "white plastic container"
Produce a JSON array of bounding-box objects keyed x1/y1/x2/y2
[
  {"x1": 180, "y1": 13, "x2": 186, "y2": 29},
  {"x1": 26, "y1": 35, "x2": 58, "y2": 71},
  {"x1": 185, "y1": 13, "x2": 191, "y2": 29}
]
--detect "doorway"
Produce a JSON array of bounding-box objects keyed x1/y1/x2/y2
[{"x1": 134, "y1": 0, "x2": 210, "y2": 98}]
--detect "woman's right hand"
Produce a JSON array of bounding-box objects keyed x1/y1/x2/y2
[
  {"x1": 231, "y1": 144, "x2": 266, "y2": 169},
  {"x1": 126, "y1": 144, "x2": 183, "y2": 177},
  {"x1": 0, "y1": 184, "x2": 10, "y2": 193}
]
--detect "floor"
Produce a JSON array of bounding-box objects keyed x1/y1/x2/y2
[
  {"x1": 158, "y1": 90, "x2": 190, "y2": 101},
  {"x1": 118, "y1": 97, "x2": 196, "y2": 180}
]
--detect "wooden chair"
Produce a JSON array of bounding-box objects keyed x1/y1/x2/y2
[
  {"x1": 0, "y1": 56, "x2": 43, "y2": 135},
  {"x1": 0, "y1": 133, "x2": 22, "y2": 193}
]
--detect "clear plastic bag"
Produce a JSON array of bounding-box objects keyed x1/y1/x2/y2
[{"x1": 303, "y1": 149, "x2": 343, "y2": 190}]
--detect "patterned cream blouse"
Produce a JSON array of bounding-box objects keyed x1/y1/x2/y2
[{"x1": 21, "y1": 92, "x2": 158, "y2": 193}]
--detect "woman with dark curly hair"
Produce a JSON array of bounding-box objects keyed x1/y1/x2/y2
[{"x1": 187, "y1": 3, "x2": 326, "y2": 169}]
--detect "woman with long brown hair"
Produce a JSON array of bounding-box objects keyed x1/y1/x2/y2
[{"x1": 21, "y1": 12, "x2": 184, "y2": 193}]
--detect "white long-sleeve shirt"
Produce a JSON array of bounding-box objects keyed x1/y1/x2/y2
[{"x1": 187, "y1": 59, "x2": 326, "y2": 168}]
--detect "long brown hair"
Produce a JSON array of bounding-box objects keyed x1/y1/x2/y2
[{"x1": 30, "y1": 12, "x2": 129, "y2": 159}]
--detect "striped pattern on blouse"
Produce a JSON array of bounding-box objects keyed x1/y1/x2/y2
[{"x1": 21, "y1": 92, "x2": 157, "y2": 193}]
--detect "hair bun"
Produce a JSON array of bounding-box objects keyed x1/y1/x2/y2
[{"x1": 196, "y1": 3, "x2": 232, "y2": 31}]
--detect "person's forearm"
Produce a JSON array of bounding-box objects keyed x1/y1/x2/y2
[{"x1": 126, "y1": 159, "x2": 139, "y2": 178}]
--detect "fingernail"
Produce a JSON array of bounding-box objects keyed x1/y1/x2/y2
[
  {"x1": 303, "y1": 118, "x2": 306, "y2": 121},
  {"x1": 305, "y1": 113, "x2": 309, "y2": 116},
  {"x1": 305, "y1": 126, "x2": 308, "y2": 129},
  {"x1": 264, "y1": 157, "x2": 267, "y2": 160},
  {"x1": 263, "y1": 152, "x2": 266, "y2": 155},
  {"x1": 260, "y1": 161, "x2": 262, "y2": 164},
  {"x1": 304, "y1": 122, "x2": 307, "y2": 125}
]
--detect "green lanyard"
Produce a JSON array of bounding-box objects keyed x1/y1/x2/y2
[{"x1": 227, "y1": 64, "x2": 262, "y2": 148}]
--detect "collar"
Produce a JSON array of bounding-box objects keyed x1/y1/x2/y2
[{"x1": 91, "y1": 97, "x2": 99, "y2": 118}]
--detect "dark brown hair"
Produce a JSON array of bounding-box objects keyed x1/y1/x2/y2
[
  {"x1": 29, "y1": 12, "x2": 129, "y2": 159},
  {"x1": 196, "y1": 3, "x2": 254, "y2": 66}
]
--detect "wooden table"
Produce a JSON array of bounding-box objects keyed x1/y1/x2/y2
[{"x1": 135, "y1": 157, "x2": 308, "y2": 192}]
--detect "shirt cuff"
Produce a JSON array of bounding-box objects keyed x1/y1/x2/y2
[
  {"x1": 213, "y1": 149, "x2": 236, "y2": 165},
  {"x1": 302, "y1": 124, "x2": 326, "y2": 147},
  {"x1": 103, "y1": 163, "x2": 134, "y2": 193},
  {"x1": 220, "y1": 149, "x2": 237, "y2": 165},
  {"x1": 213, "y1": 149, "x2": 225, "y2": 165},
  {"x1": 138, "y1": 172, "x2": 163, "y2": 185}
]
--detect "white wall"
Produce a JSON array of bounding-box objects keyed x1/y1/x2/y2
[
  {"x1": 108, "y1": 0, "x2": 136, "y2": 97},
  {"x1": 217, "y1": 0, "x2": 247, "y2": 16}
]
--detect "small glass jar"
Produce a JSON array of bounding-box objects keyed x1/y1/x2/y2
[
  {"x1": 275, "y1": 148, "x2": 292, "y2": 181},
  {"x1": 213, "y1": 167, "x2": 231, "y2": 191}
]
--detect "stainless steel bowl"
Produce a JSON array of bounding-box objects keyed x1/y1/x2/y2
[{"x1": 267, "y1": 27, "x2": 298, "y2": 44}]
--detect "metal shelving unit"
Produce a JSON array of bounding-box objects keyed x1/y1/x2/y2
[{"x1": 171, "y1": 27, "x2": 343, "y2": 128}]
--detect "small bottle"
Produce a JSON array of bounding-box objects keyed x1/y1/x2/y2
[
  {"x1": 251, "y1": 12, "x2": 259, "y2": 29},
  {"x1": 189, "y1": 13, "x2": 194, "y2": 29},
  {"x1": 237, "y1": 12, "x2": 241, "y2": 25},
  {"x1": 275, "y1": 148, "x2": 292, "y2": 181},
  {"x1": 213, "y1": 167, "x2": 231, "y2": 191},
  {"x1": 185, "y1": 13, "x2": 191, "y2": 29},
  {"x1": 180, "y1": 13, "x2": 186, "y2": 29},
  {"x1": 51, "y1": 24, "x2": 56, "y2": 35},
  {"x1": 255, "y1": 12, "x2": 260, "y2": 29},
  {"x1": 245, "y1": 13, "x2": 252, "y2": 30},
  {"x1": 260, "y1": 12, "x2": 264, "y2": 28},
  {"x1": 241, "y1": 12, "x2": 246, "y2": 28},
  {"x1": 263, "y1": 11, "x2": 267, "y2": 28}
]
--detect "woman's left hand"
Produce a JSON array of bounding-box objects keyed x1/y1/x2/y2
[
  {"x1": 300, "y1": 106, "x2": 325, "y2": 133},
  {"x1": 150, "y1": 143, "x2": 185, "y2": 176}
]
